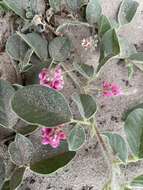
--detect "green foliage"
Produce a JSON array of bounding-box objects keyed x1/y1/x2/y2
[
  {"x1": 0, "y1": 158, "x2": 5, "y2": 189},
  {"x1": 86, "y1": 0, "x2": 102, "y2": 25},
  {"x1": 118, "y1": 0, "x2": 139, "y2": 25},
  {"x1": 97, "y1": 29, "x2": 120, "y2": 73},
  {"x1": 17, "y1": 32, "x2": 48, "y2": 61},
  {"x1": 65, "y1": 0, "x2": 82, "y2": 12},
  {"x1": 0, "y1": 1, "x2": 10, "y2": 11},
  {"x1": 130, "y1": 174, "x2": 143, "y2": 188},
  {"x1": 73, "y1": 62, "x2": 94, "y2": 79},
  {"x1": 72, "y1": 93, "x2": 97, "y2": 119},
  {"x1": 124, "y1": 108, "x2": 143, "y2": 159},
  {"x1": 49, "y1": 0, "x2": 61, "y2": 12},
  {"x1": 0, "y1": 80, "x2": 17, "y2": 128},
  {"x1": 49, "y1": 37, "x2": 71, "y2": 62},
  {"x1": 8, "y1": 134, "x2": 33, "y2": 166},
  {"x1": 103, "y1": 132, "x2": 128, "y2": 163},
  {"x1": 11, "y1": 85, "x2": 72, "y2": 127},
  {"x1": 30, "y1": 141, "x2": 76, "y2": 174},
  {"x1": 98, "y1": 15, "x2": 112, "y2": 36},
  {"x1": 68, "y1": 124, "x2": 86, "y2": 151}
]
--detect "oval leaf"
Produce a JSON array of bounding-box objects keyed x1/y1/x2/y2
[
  {"x1": 118, "y1": 0, "x2": 139, "y2": 25},
  {"x1": 103, "y1": 132, "x2": 128, "y2": 163},
  {"x1": 130, "y1": 174, "x2": 143, "y2": 188},
  {"x1": 11, "y1": 85, "x2": 72, "y2": 127},
  {"x1": 8, "y1": 134, "x2": 33, "y2": 166},
  {"x1": 30, "y1": 141, "x2": 76, "y2": 174},
  {"x1": 72, "y1": 93, "x2": 97, "y2": 119},
  {"x1": 68, "y1": 124, "x2": 86, "y2": 151},
  {"x1": 97, "y1": 29, "x2": 120, "y2": 73},
  {"x1": 49, "y1": 37, "x2": 71, "y2": 62},
  {"x1": 17, "y1": 32, "x2": 48, "y2": 61},
  {"x1": 125, "y1": 108, "x2": 143, "y2": 159},
  {"x1": 98, "y1": 15, "x2": 112, "y2": 36},
  {"x1": 86, "y1": 0, "x2": 102, "y2": 25},
  {"x1": 0, "y1": 80, "x2": 17, "y2": 128}
]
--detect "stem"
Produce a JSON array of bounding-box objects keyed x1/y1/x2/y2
[{"x1": 71, "y1": 119, "x2": 91, "y2": 126}]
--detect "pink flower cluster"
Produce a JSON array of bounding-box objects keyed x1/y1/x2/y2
[
  {"x1": 81, "y1": 38, "x2": 92, "y2": 49},
  {"x1": 39, "y1": 66, "x2": 64, "y2": 91},
  {"x1": 41, "y1": 126, "x2": 67, "y2": 148},
  {"x1": 102, "y1": 81, "x2": 123, "y2": 97}
]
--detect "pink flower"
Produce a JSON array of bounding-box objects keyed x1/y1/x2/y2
[
  {"x1": 102, "y1": 81, "x2": 123, "y2": 97},
  {"x1": 81, "y1": 38, "x2": 92, "y2": 49},
  {"x1": 39, "y1": 66, "x2": 64, "y2": 91},
  {"x1": 41, "y1": 126, "x2": 67, "y2": 148}
]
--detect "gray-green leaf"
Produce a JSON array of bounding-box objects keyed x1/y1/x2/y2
[
  {"x1": 97, "y1": 29, "x2": 120, "y2": 73},
  {"x1": 130, "y1": 174, "x2": 143, "y2": 188},
  {"x1": 49, "y1": 37, "x2": 71, "y2": 62},
  {"x1": 0, "y1": 80, "x2": 17, "y2": 128},
  {"x1": 11, "y1": 85, "x2": 72, "y2": 127},
  {"x1": 68, "y1": 124, "x2": 86, "y2": 151},
  {"x1": 10, "y1": 167, "x2": 25, "y2": 189},
  {"x1": 124, "y1": 108, "x2": 143, "y2": 159},
  {"x1": 65, "y1": 0, "x2": 81, "y2": 12},
  {"x1": 8, "y1": 134, "x2": 33, "y2": 166},
  {"x1": 30, "y1": 141, "x2": 76, "y2": 174},
  {"x1": 49, "y1": 0, "x2": 61, "y2": 12},
  {"x1": 0, "y1": 158, "x2": 5, "y2": 189},
  {"x1": 86, "y1": 0, "x2": 102, "y2": 25},
  {"x1": 98, "y1": 15, "x2": 112, "y2": 36},
  {"x1": 118, "y1": 0, "x2": 139, "y2": 25},
  {"x1": 17, "y1": 32, "x2": 48, "y2": 61},
  {"x1": 103, "y1": 132, "x2": 128, "y2": 163},
  {"x1": 72, "y1": 93, "x2": 97, "y2": 119}
]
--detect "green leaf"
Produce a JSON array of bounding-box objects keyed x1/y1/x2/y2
[
  {"x1": 68, "y1": 124, "x2": 86, "y2": 151},
  {"x1": 49, "y1": 0, "x2": 61, "y2": 12},
  {"x1": 49, "y1": 37, "x2": 71, "y2": 62},
  {"x1": 65, "y1": 0, "x2": 82, "y2": 12},
  {"x1": 128, "y1": 52, "x2": 143, "y2": 63},
  {"x1": 118, "y1": 0, "x2": 139, "y2": 25},
  {"x1": 103, "y1": 132, "x2": 128, "y2": 163},
  {"x1": 0, "y1": 158, "x2": 5, "y2": 189},
  {"x1": 3, "y1": 0, "x2": 26, "y2": 19},
  {"x1": 8, "y1": 134, "x2": 33, "y2": 166},
  {"x1": 73, "y1": 62, "x2": 94, "y2": 79},
  {"x1": 98, "y1": 15, "x2": 112, "y2": 36},
  {"x1": 11, "y1": 85, "x2": 72, "y2": 127},
  {"x1": 17, "y1": 32, "x2": 48, "y2": 61},
  {"x1": 1, "y1": 180, "x2": 10, "y2": 190},
  {"x1": 10, "y1": 167, "x2": 25, "y2": 189},
  {"x1": 130, "y1": 174, "x2": 143, "y2": 188},
  {"x1": 124, "y1": 108, "x2": 143, "y2": 159},
  {"x1": 30, "y1": 141, "x2": 76, "y2": 175},
  {"x1": 86, "y1": 0, "x2": 102, "y2": 25},
  {"x1": 0, "y1": 80, "x2": 17, "y2": 128},
  {"x1": 97, "y1": 29, "x2": 120, "y2": 73},
  {"x1": 6, "y1": 34, "x2": 29, "y2": 61},
  {"x1": 72, "y1": 93, "x2": 97, "y2": 119},
  {"x1": 0, "y1": 1, "x2": 10, "y2": 11}
]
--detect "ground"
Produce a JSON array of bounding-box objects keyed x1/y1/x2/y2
[{"x1": 1, "y1": 0, "x2": 143, "y2": 189}]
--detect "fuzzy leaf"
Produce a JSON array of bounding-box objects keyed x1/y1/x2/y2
[
  {"x1": 8, "y1": 134, "x2": 33, "y2": 166},
  {"x1": 72, "y1": 93, "x2": 97, "y2": 119},
  {"x1": 49, "y1": 0, "x2": 61, "y2": 12},
  {"x1": 73, "y1": 62, "x2": 94, "y2": 79},
  {"x1": 0, "y1": 80, "x2": 17, "y2": 128},
  {"x1": 30, "y1": 141, "x2": 76, "y2": 174},
  {"x1": 10, "y1": 167, "x2": 25, "y2": 189},
  {"x1": 86, "y1": 0, "x2": 102, "y2": 25},
  {"x1": 125, "y1": 108, "x2": 143, "y2": 159},
  {"x1": 128, "y1": 52, "x2": 143, "y2": 63},
  {"x1": 130, "y1": 174, "x2": 143, "y2": 188},
  {"x1": 3, "y1": 0, "x2": 26, "y2": 19},
  {"x1": 68, "y1": 124, "x2": 86, "y2": 151},
  {"x1": 118, "y1": 0, "x2": 139, "y2": 25},
  {"x1": 17, "y1": 32, "x2": 48, "y2": 61},
  {"x1": 97, "y1": 29, "x2": 120, "y2": 73},
  {"x1": 49, "y1": 37, "x2": 71, "y2": 62},
  {"x1": 11, "y1": 85, "x2": 72, "y2": 127},
  {"x1": 98, "y1": 15, "x2": 112, "y2": 36},
  {"x1": 0, "y1": 158, "x2": 5, "y2": 189},
  {"x1": 6, "y1": 34, "x2": 29, "y2": 61},
  {"x1": 65, "y1": 0, "x2": 81, "y2": 12},
  {"x1": 103, "y1": 132, "x2": 128, "y2": 163}
]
